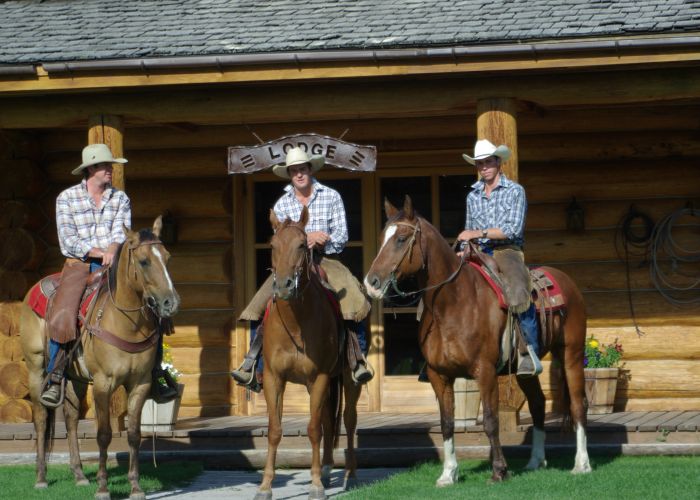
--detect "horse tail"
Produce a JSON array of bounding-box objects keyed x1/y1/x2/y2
[
  {"x1": 45, "y1": 407, "x2": 57, "y2": 456},
  {"x1": 556, "y1": 360, "x2": 574, "y2": 432},
  {"x1": 330, "y1": 374, "x2": 343, "y2": 448}
]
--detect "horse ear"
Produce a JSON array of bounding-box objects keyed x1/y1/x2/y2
[
  {"x1": 299, "y1": 206, "x2": 309, "y2": 228},
  {"x1": 270, "y1": 209, "x2": 281, "y2": 232},
  {"x1": 152, "y1": 215, "x2": 163, "y2": 238},
  {"x1": 403, "y1": 195, "x2": 415, "y2": 220},
  {"x1": 384, "y1": 197, "x2": 398, "y2": 219}
]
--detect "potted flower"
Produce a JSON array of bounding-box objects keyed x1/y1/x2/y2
[
  {"x1": 140, "y1": 342, "x2": 185, "y2": 432},
  {"x1": 584, "y1": 336, "x2": 623, "y2": 414}
]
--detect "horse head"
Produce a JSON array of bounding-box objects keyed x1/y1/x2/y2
[
  {"x1": 364, "y1": 195, "x2": 425, "y2": 299},
  {"x1": 269, "y1": 206, "x2": 310, "y2": 300},
  {"x1": 121, "y1": 215, "x2": 180, "y2": 318}
]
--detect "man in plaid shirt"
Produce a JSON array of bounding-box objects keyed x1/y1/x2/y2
[
  {"x1": 458, "y1": 139, "x2": 542, "y2": 377},
  {"x1": 41, "y1": 144, "x2": 177, "y2": 407},
  {"x1": 233, "y1": 147, "x2": 373, "y2": 391}
]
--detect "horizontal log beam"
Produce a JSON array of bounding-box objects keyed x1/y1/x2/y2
[{"x1": 5, "y1": 68, "x2": 700, "y2": 129}]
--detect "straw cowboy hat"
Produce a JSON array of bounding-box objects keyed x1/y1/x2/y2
[
  {"x1": 272, "y1": 147, "x2": 325, "y2": 179},
  {"x1": 462, "y1": 139, "x2": 511, "y2": 165},
  {"x1": 72, "y1": 143, "x2": 128, "y2": 175}
]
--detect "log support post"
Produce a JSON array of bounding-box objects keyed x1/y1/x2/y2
[
  {"x1": 88, "y1": 114, "x2": 125, "y2": 190},
  {"x1": 88, "y1": 114, "x2": 128, "y2": 429},
  {"x1": 476, "y1": 97, "x2": 519, "y2": 181}
]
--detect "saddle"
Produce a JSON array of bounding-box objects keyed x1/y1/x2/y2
[{"x1": 27, "y1": 270, "x2": 106, "y2": 323}]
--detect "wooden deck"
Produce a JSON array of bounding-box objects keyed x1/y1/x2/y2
[{"x1": 1, "y1": 411, "x2": 698, "y2": 467}]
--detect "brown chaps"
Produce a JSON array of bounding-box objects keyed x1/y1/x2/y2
[
  {"x1": 47, "y1": 259, "x2": 90, "y2": 344},
  {"x1": 492, "y1": 246, "x2": 533, "y2": 314}
]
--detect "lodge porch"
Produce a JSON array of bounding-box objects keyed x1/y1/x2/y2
[{"x1": 1, "y1": 411, "x2": 698, "y2": 468}]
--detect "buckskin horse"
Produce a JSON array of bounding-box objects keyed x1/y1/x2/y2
[
  {"x1": 254, "y1": 207, "x2": 362, "y2": 500},
  {"x1": 19, "y1": 217, "x2": 180, "y2": 500},
  {"x1": 364, "y1": 197, "x2": 591, "y2": 486}
]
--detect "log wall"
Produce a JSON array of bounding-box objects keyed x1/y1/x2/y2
[{"x1": 22, "y1": 98, "x2": 700, "y2": 417}]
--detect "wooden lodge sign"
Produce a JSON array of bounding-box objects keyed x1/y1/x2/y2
[{"x1": 228, "y1": 133, "x2": 377, "y2": 174}]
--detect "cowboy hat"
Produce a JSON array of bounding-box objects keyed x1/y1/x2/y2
[
  {"x1": 271, "y1": 147, "x2": 325, "y2": 179},
  {"x1": 72, "y1": 143, "x2": 127, "y2": 175},
  {"x1": 462, "y1": 139, "x2": 511, "y2": 165}
]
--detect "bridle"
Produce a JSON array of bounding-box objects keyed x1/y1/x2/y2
[
  {"x1": 383, "y1": 218, "x2": 465, "y2": 298},
  {"x1": 271, "y1": 225, "x2": 311, "y2": 299}
]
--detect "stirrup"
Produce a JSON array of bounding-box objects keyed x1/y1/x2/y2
[
  {"x1": 351, "y1": 360, "x2": 375, "y2": 385},
  {"x1": 40, "y1": 379, "x2": 65, "y2": 408},
  {"x1": 517, "y1": 345, "x2": 543, "y2": 378},
  {"x1": 231, "y1": 364, "x2": 263, "y2": 393}
]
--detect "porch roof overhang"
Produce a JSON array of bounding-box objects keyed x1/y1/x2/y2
[{"x1": 2, "y1": 33, "x2": 700, "y2": 95}]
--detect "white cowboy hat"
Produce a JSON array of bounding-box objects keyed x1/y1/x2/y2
[
  {"x1": 72, "y1": 143, "x2": 127, "y2": 175},
  {"x1": 462, "y1": 139, "x2": 511, "y2": 165},
  {"x1": 271, "y1": 146, "x2": 325, "y2": 179}
]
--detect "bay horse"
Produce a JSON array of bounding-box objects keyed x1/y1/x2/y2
[
  {"x1": 19, "y1": 217, "x2": 180, "y2": 500},
  {"x1": 255, "y1": 206, "x2": 362, "y2": 500},
  {"x1": 364, "y1": 197, "x2": 591, "y2": 486}
]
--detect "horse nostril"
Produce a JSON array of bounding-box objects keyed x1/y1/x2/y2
[
  {"x1": 147, "y1": 296, "x2": 157, "y2": 308},
  {"x1": 370, "y1": 276, "x2": 381, "y2": 289}
]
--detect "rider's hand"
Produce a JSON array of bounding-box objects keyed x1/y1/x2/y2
[
  {"x1": 457, "y1": 229, "x2": 480, "y2": 242},
  {"x1": 101, "y1": 248, "x2": 116, "y2": 266},
  {"x1": 307, "y1": 231, "x2": 330, "y2": 249}
]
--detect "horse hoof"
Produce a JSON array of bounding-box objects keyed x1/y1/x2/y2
[
  {"x1": 571, "y1": 464, "x2": 592, "y2": 474},
  {"x1": 321, "y1": 464, "x2": 333, "y2": 487},
  {"x1": 525, "y1": 458, "x2": 547, "y2": 471},
  {"x1": 343, "y1": 476, "x2": 358, "y2": 490},
  {"x1": 253, "y1": 491, "x2": 273, "y2": 500},
  {"x1": 76, "y1": 478, "x2": 90, "y2": 486},
  {"x1": 129, "y1": 492, "x2": 146, "y2": 500},
  {"x1": 34, "y1": 481, "x2": 48, "y2": 489},
  {"x1": 308, "y1": 484, "x2": 327, "y2": 500},
  {"x1": 95, "y1": 492, "x2": 111, "y2": 500}
]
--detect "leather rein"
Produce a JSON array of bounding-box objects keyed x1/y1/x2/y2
[
  {"x1": 83, "y1": 240, "x2": 167, "y2": 353},
  {"x1": 385, "y1": 219, "x2": 466, "y2": 298}
]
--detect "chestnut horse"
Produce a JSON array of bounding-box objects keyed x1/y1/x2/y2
[
  {"x1": 255, "y1": 207, "x2": 362, "y2": 500},
  {"x1": 20, "y1": 217, "x2": 180, "y2": 500},
  {"x1": 364, "y1": 197, "x2": 591, "y2": 486}
]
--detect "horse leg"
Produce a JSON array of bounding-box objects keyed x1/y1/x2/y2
[
  {"x1": 256, "y1": 371, "x2": 285, "y2": 500},
  {"x1": 125, "y1": 381, "x2": 151, "y2": 499},
  {"x1": 563, "y1": 346, "x2": 592, "y2": 474},
  {"x1": 426, "y1": 366, "x2": 458, "y2": 487},
  {"x1": 516, "y1": 376, "x2": 547, "y2": 470},
  {"x1": 341, "y1": 370, "x2": 362, "y2": 490},
  {"x1": 26, "y1": 367, "x2": 50, "y2": 489},
  {"x1": 320, "y1": 390, "x2": 334, "y2": 488},
  {"x1": 63, "y1": 380, "x2": 89, "y2": 485},
  {"x1": 307, "y1": 374, "x2": 331, "y2": 500},
  {"x1": 92, "y1": 380, "x2": 114, "y2": 500},
  {"x1": 479, "y1": 368, "x2": 509, "y2": 482}
]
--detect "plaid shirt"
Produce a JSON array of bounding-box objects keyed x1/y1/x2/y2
[
  {"x1": 56, "y1": 180, "x2": 131, "y2": 259},
  {"x1": 273, "y1": 179, "x2": 348, "y2": 255},
  {"x1": 465, "y1": 174, "x2": 527, "y2": 249}
]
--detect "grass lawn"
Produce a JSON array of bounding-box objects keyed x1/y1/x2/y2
[
  {"x1": 341, "y1": 456, "x2": 700, "y2": 500},
  {"x1": 0, "y1": 460, "x2": 202, "y2": 499}
]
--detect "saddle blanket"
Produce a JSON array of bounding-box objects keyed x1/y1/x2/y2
[
  {"x1": 27, "y1": 273, "x2": 100, "y2": 321},
  {"x1": 470, "y1": 263, "x2": 566, "y2": 312}
]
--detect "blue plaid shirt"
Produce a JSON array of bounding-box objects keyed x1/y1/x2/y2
[
  {"x1": 465, "y1": 174, "x2": 527, "y2": 250},
  {"x1": 273, "y1": 179, "x2": 348, "y2": 255},
  {"x1": 56, "y1": 180, "x2": 131, "y2": 259}
]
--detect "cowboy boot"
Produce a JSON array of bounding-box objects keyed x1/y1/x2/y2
[
  {"x1": 40, "y1": 345, "x2": 67, "y2": 408},
  {"x1": 231, "y1": 325, "x2": 264, "y2": 392},
  {"x1": 517, "y1": 345, "x2": 543, "y2": 378},
  {"x1": 151, "y1": 369, "x2": 178, "y2": 403}
]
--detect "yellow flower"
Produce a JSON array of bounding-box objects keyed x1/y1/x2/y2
[{"x1": 588, "y1": 339, "x2": 599, "y2": 349}]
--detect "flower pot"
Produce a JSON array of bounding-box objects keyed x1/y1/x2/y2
[
  {"x1": 140, "y1": 383, "x2": 184, "y2": 432},
  {"x1": 584, "y1": 368, "x2": 618, "y2": 414}
]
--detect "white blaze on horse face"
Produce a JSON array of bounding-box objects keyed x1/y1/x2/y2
[
  {"x1": 381, "y1": 224, "x2": 397, "y2": 251},
  {"x1": 436, "y1": 437, "x2": 458, "y2": 487},
  {"x1": 151, "y1": 246, "x2": 175, "y2": 295}
]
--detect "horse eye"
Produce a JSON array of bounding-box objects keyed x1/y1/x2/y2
[
  {"x1": 397, "y1": 236, "x2": 407, "y2": 244},
  {"x1": 298, "y1": 243, "x2": 305, "y2": 249},
  {"x1": 140, "y1": 259, "x2": 149, "y2": 266}
]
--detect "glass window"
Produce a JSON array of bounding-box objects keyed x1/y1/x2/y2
[
  {"x1": 380, "y1": 176, "x2": 432, "y2": 225},
  {"x1": 439, "y1": 174, "x2": 475, "y2": 238},
  {"x1": 384, "y1": 313, "x2": 424, "y2": 375},
  {"x1": 254, "y1": 181, "x2": 287, "y2": 244}
]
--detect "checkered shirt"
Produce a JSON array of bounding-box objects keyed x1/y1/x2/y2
[
  {"x1": 464, "y1": 174, "x2": 527, "y2": 249},
  {"x1": 56, "y1": 180, "x2": 132, "y2": 259},
  {"x1": 273, "y1": 179, "x2": 348, "y2": 255}
]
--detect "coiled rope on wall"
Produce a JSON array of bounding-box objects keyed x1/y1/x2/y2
[{"x1": 649, "y1": 206, "x2": 700, "y2": 306}]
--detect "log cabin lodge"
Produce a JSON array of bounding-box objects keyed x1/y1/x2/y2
[{"x1": 0, "y1": 0, "x2": 699, "y2": 422}]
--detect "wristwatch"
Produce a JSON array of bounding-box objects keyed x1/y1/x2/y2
[{"x1": 481, "y1": 228, "x2": 488, "y2": 238}]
